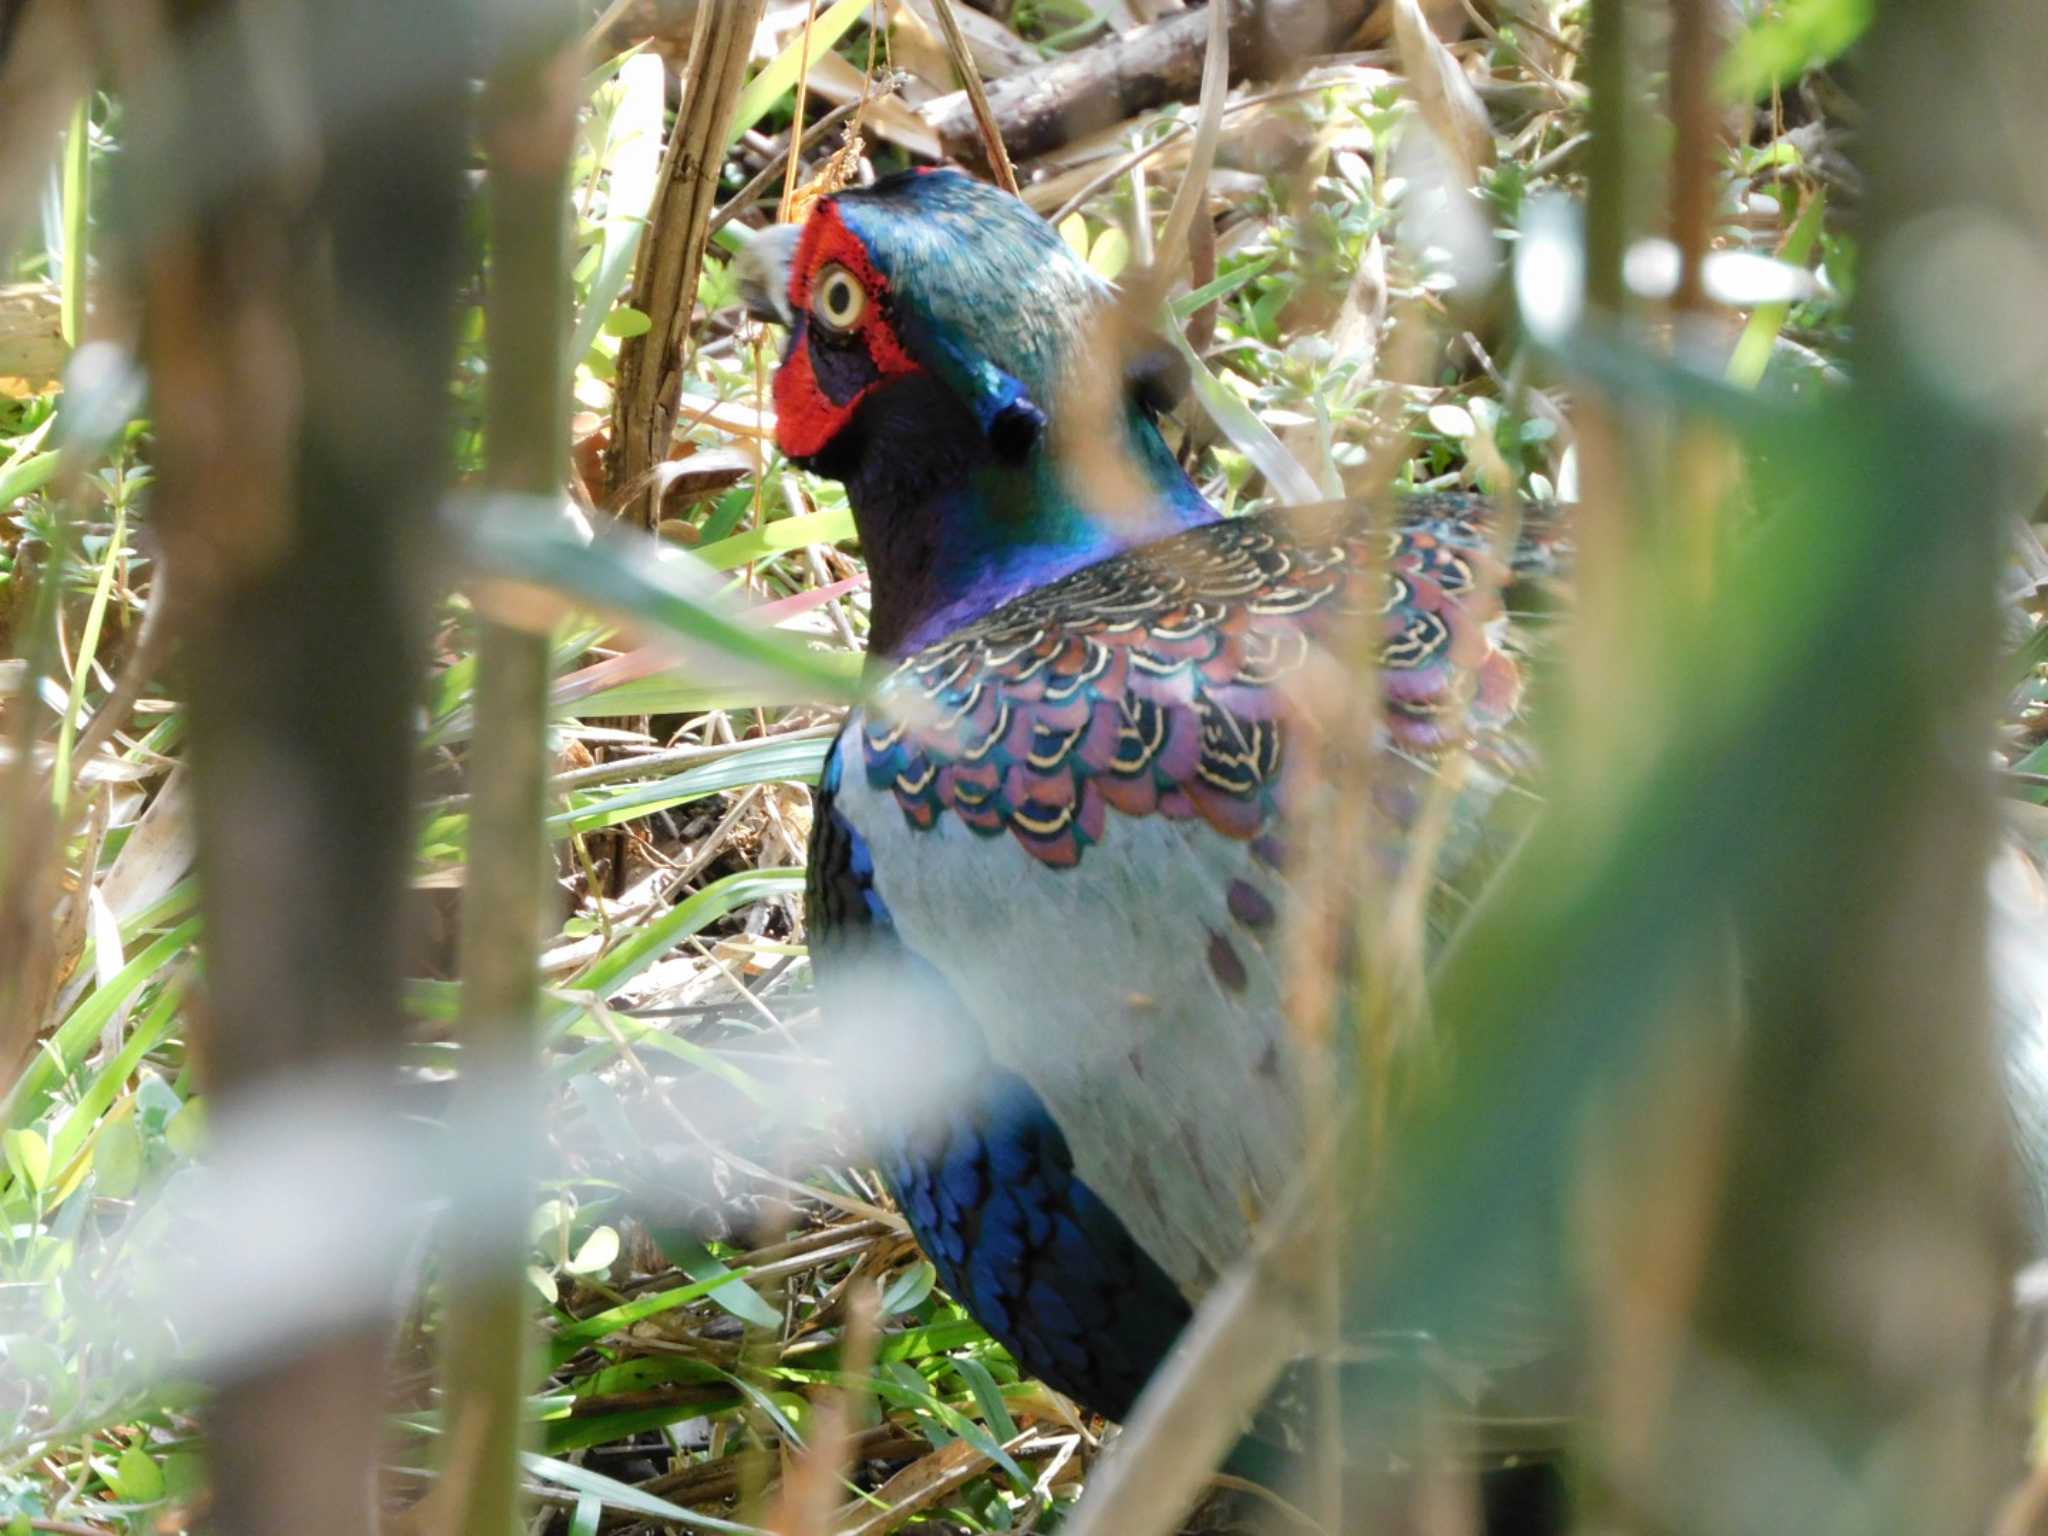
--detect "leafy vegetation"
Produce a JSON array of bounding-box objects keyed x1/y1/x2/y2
[{"x1": 0, "y1": 0, "x2": 2040, "y2": 1531}]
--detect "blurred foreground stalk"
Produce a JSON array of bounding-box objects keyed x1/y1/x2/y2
[
  {"x1": 1349, "y1": 0, "x2": 2035, "y2": 1531},
  {"x1": 1668, "y1": 0, "x2": 2042, "y2": 1524},
  {"x1": 1470, "y1": 0, "x2": 2034, "y2": 1528},
  {"x1": 126, "y1": 1, "x2": 470, "y2": 1530},
  {"x1": 434, "y1": 7, "x2": 576, "y2": 1532}
]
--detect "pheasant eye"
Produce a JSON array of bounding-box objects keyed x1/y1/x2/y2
[{"x1": 811, "y1": 264, "x2": 867, "y2": 333}]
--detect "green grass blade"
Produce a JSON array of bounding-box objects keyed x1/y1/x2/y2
[
  {"x1": 1163, "y1": 320, "x2": 1325, "y2": 505},
  {"x1": 6, "y1": 918, "x2": 202, "y2": 1133},
  {"x1": 521, "y1": 1453, "x2": 769, "y2": 1535},
  {"x1": 1727, "y1": 189, "x2": 1827, "y2": 390},
  {"x1": 542, "y1": 867, "x2": 804, "y2": 1044},
  {"x1": 549, "y1": 735, "x2": 828, "y2": 836},
  {"x1": 691, "y1": 509, "x2": 855, "y2": 572},
  {"x1": 727, "y1": 0, "x2": 873, "y2": 151},
  {"x1": 0, "y1": 451, "x2": 61, "y2": 505},
  {"x1": 454, "y1": 495, "x2": 859, "y2": 704}
]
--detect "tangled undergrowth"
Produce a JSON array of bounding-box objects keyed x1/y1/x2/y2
[{"x1": 4, "y1": 1, "x2": 2043, "y2": 1532}]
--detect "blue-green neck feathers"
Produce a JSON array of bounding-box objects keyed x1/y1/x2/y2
[
  {"x1": 901, "y1": 408, "x2": 1213, "y2": 656},
  {"x1": 819, "y1": 171, "x2": 1218, "y2": 657}
]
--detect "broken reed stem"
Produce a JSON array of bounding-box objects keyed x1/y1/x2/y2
[
  {"x1": 608, "y1": 0, "x2": 769, "y2": 527},
  {"x1": 0, "y1": 458, "x2": 76, "y2": 1074},
  {"x1": 927, "y1": 0, "x2": 1019, "y2": 195}
]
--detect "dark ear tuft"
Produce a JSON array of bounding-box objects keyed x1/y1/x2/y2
[
  {"x1": 1126, "y1": 341, "x2": 1190, "y2": 417},
  {"x1": 988, "y1": 395, "x2": 1047, "y2": 464}
]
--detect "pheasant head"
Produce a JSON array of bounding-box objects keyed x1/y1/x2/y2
[{"x1": 739, "y1": 169, "x2": 1214, "y2": 656}]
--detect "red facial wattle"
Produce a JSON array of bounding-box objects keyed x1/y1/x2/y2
[{"x1": 772, "y1": 201, "x2": 924, "y2": 460}]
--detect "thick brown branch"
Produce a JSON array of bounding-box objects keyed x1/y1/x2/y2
[{"x1": 926, "y1": 0, "x2": 1378, "y2": 169}]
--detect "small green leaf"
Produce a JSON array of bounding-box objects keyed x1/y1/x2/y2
[
  {"x1": 521, "y1": 1452, "x2": 764, "y2": 1533},
  {"x1": 4, "y1": 1129, "x2": 49, "y2": 1192},
  {"x1": 659, "y1": 1235, "x2": 784, "y2": 1328},
  {"x1": 136, "y1": 1072, "x2": 183, "y2": 1133},
  {"x1": 531, "y1": 1198, "x2": 573, "y2": 1247},
  {"x1": 539, "y1": 868, "x2": 806, "y2": 1048},
  {"x1": 883, "y1": 1362, "x2": 952, "y2": 1446},
  {"x1": 601, "y1": 306, "x2": 652, "y2": 339},
  {"x1": 454, "y1": 497, "x2": 860, "y2": 706},
  {"x1": 1058, "y1": 213, "x2": 1090, "y2": 258},
  {"x1": 880, "y1": 1259, "x2": 937, "y2": 1317},
  {"x1": 165, "y1": 1096, "x2": 208, "y2": 1157},
  {"x1": 767, "y1": 1388, "x2": 811, "y2": 1441},
  {"x1": 547, "y1": 1258, "x2": 778, "y2": 1361},
  {"x1": 692, "y1": 508, "x2": 855, "y2": 572},
  {"x1": 1727, "y1": 188, "x2": 1829, "y2": 390},
  {"x1": 874, "y1": 1316, "x2": 987, "y2": 1363},
  {"x1": 548, "y1": 735, "x2": 829, "y2": 840},
  {"x1": 94, "y1": 1120, "x2": 144, "y2": 1199},
  {"x1": 1162, "y1": 322, "x2": 1325, "y2": 505},
  {"x1": 1426, "y1": 402, "x2": 1477, "y2": 439},
  {"x1": 111, "y1": 1445, "x2": 166, "y2": 1503},
  {"x1": 567, "y1": 1224, "x2": 620, "y2": 1276},
  {"x1": 14, "y1": 919, "x2": 203, "y2": 1133},
  {"x1": 527, "y1": 1264, "x2": 561, "y2": 1304},
  {"x1": 1169, "y1": 252, "x2": 1278, "y2": 320},
  {"x1": 697, "y1": 256, "x2": 738, "y2": 315},
  {"x1": 1718, "y1": 0, "x2": 1874, "y2": 100},
  {"x1": 1087, "y1": 226, "x2": 1131, "y2": 279}
]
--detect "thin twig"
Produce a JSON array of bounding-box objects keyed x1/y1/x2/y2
[
  {"x1": 585, "y1": 994, "x2": 906, "y2": 1229},
  {"x1": 1152, "y1": 0, "x2": 1228, "y2": 278},
  {"x1": 61, "y1": 565, "x2": 171, "y2": 815},
  {"x1": 1042, "y1": 75, "x2": 1350, "y2": 227},
  {"x1": 778, "y1": 2, "x2": 823, "y2": 221},
  {"x1": 927, "y1": 0, "x2": 1018, "y2": 195},
  {"x1": 1458, "y1": 0, "x2": 1577, "y2": 100},
  {"x1": 708, "y1": 97, "x2": 864, "y2": 237},
  {"x1": 1046, "y1": 122, "x2": 1191, "y2": 227}
]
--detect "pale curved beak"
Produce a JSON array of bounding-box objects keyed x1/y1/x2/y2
[{"x1": 733, "y1": 223, "x2": 802, "y2": 326}]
